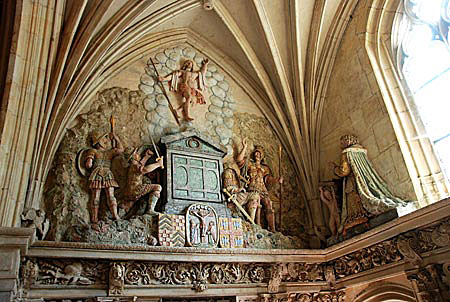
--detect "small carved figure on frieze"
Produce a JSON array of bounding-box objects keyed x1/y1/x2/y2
[
  {"x1": 122, "y1": 146, "x2": 164, "y2": 216},
  {"x1": 158, "y1": 58, "x2": 209, "y2": 121},
  {"x1": 109, "y1": 262, "x2": 125, "y2": 296},
  {"x1": 85, "y1": 127, "x2": 124, "y2": 225},
  {"x1": 236, "y1": 138, "x2": 282, "y2": 232},
  {"x1": 330, "y1": 134, "x2": 411, "y2": 236}
]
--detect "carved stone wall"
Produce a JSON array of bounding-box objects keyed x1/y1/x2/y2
[
  {"x1": 42, "y1": 42, "x2": 306, "y2": 245},
  {"x1": 319, "y1": 1, "x2": 416, "y2": 205}
]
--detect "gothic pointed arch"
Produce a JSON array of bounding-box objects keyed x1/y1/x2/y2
[
  {"x1": 366, "y1": 0, "x2": 450, "y2": 205},
  {"x1": 352, "y1": 282, "x2": 416, "y2": 302}
]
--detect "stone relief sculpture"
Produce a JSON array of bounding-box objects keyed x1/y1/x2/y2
[
  {"x1": 42, "y1": 47, "x2": 309, "y2": 248},
  {"x1": 21, "y1": 208, "x2": 50, "y2": 240},
  {"x1": 186, "y1": 203, "x2": 218, "y2": 248},
  {"x1": 222, "y1": 165, "x2": 260, "y2": 224},
  {"x1": 85, "y1": 126, "x2": 124, "y2": 225},
  {"x1": 331, "y1": 134, "x2": 410, "y2": 236},
  {"x1": 236, "y1": 138, "x2": 283, "y2": 232},
  {"x1": 122, "y1": 146, "x2": 164, "y2": 216},
  {"x1": 319, "y1": 186, "x2": 340, "y2": 237},
  {"x1": 158, "y1": 58, "x2": 209, "y2": 121}
]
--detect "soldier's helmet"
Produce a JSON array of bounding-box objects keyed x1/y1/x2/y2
[
  {"x1": 252, "y1": 145, "x2": 265, "y2": 160},
  {"x1": 90, "y1": 130, "x2": 108, "y2": 147}
]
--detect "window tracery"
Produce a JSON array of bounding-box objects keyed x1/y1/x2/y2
[{"x1": 394, "y1": 0, "x2": 450, "y2": 180}]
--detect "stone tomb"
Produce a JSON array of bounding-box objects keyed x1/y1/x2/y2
[{"x1": 160, "y1": 130, "x2": 231, "y2": 218}]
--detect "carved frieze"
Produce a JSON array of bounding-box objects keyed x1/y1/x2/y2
[
  {"x1": 260, "y1": 291, "x2": 345, "y2": 302},
  {"x1": 22, "y1": 258, "x2": 108, "y2": 287},
  {"x1": 291, "y1": 291, "x2": 345, "y2": 302},
  {"x1": 123, "y1": 261, "x2": 268, "y2": 291},
  {"x1": 328, "y1": 217, "x2": 450, "y2": 279},
  {"x1": 329, "y1": 239, "x2": 402, "y2": 279},
  {"x1": 109, "y1": 262, "x2": 125, "y2": 296},
  {"x1": 407, "y1": 263, "x2": 450, "y2": 302}
]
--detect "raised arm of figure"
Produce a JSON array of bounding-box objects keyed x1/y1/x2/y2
[
  {"x1": 142, "y1": 157, "x2": 164, "y2": 174},
  {"x1": 140, "y1": 149, "x2": 154, "y2": 166},
  {"x1": 200, "y1": 58, "x2": 209, "y2": 74},
  {"x1": 236, "y1": 138, "x2": 248, "y2": 164},
  {"x1": 110, "y1": 133, "x2": 124, "y2": 154}
]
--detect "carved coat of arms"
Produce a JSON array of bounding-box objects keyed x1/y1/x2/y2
[
  {"x1": 186, "y1": 203, "x2": 219, "y2": 248},
  {"x1": 219, "y1": 218, "x2": 244, "y2": 248},
  {"x1": 158, "y1": 213, "x2": 186, "y2": 247}
]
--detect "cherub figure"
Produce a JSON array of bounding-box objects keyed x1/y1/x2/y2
[
  {"x1": 85, "y1": 130, "x2": 124, "y2": 224},
  {"x1": 122, "y1": 147, "x2": 164, "y2": 215},
  {"x1": 158, "y1": 59, "x2": 209, "y2": 121}
]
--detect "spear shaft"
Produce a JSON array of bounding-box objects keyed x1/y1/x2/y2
[
  {"x1": 278, "y1": 145, "x2": 282, "y2": 231},
  {"x1": 150, "y1": 58, "x2": 180, "y2": 126}
]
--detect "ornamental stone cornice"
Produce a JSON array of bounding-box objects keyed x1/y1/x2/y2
[{"x1": 3, "y1": 198, "x2": 450, "y2": 300}]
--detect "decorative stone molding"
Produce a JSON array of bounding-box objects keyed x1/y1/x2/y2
[
  {"x1": 406, "y1": 264, "x2": 450, "y2": 301},
  {"x1": 20, "y1": 258, "x2": 328, "y2": 294},
  {"x1": 11, "y1": 209, "x2": 450, "y2": 300},
  {"x1": 24, "y1": 258, "x2": 108, "y2": 286},
  {"x1": 329, "y1": 217, "x2": 450, "y2": 279},
  {"x1": 109, "y1": 262, "x2": 125, "y2": 296},
  {"x1": 329, "y1": 238, "x2": 402, "y2": 279},
  {"x1": 123, "y1": 261, "x2": 267, "y2": 290},
  {"x1": 267, "y1": 264, "x2": 284, "y2": 293},
  {"x1": 291, "y1": 291, "x2": 345, "y2": 302},
  {"x1": 259, "y1": 291, "x2": 345, "y2": 302}
]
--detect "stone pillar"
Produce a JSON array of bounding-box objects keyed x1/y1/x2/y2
[{"x1": 0, "y1": 228, "x2": 34, "y2": 302}]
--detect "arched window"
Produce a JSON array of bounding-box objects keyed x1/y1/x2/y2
[
  {"x1": 394, "y1": 0, "x2": 450, "y2": 180},
  {"x1": 366, "y1": 0, "x2": 450, "y2": 206}
]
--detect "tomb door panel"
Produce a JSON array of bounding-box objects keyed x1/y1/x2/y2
[{"x1": 172, "y1": 153, "x2": 222, "y2": 203}]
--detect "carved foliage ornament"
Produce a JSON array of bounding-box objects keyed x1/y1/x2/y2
[
  {"x1": 329, "y1": 218, "x2": 450, "y2": 279},
  {"x1": 406, "y1": 264, "x2": 450, "y2": 302},
  {"x1": 329, "y1": 239, "x2": 401, "y2": 279},
  {"x1": 22, "y1": 259, "x2": 108, "y2": 287},
  {"x1": 124, "y1": 262, "x2": 267, "y2": 292},
  {"x1": 260, "y1": 291, "x2": 345, "y2": 302}
]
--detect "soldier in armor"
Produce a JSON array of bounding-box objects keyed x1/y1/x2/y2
[
  {"x1": 222, "y1": 166, "x2": 260, "y2": 224},
  {"x1": 236, "y1": 138, "x2": 283, "y2": 232},
  {"x1": 122, "y1": 147, "x2": 164, "y2": 215},
  {"x1": 85, "y1": 130, "x2": 124, "y2": 224}
]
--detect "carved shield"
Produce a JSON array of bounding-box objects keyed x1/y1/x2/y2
[
  {"x1": 219, "y1": 218, "x2": 244, "y2": 248},
  {"x1": 186, "y1": 203, "x2": 219, "y2": 248},
  {"x1": 158, "y1": 213, "x2": 186, "y2": 247}
]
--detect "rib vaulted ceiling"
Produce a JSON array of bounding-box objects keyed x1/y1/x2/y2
[{"x1": 23, "y1": 0, "x2": 359, "y2": 213}]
